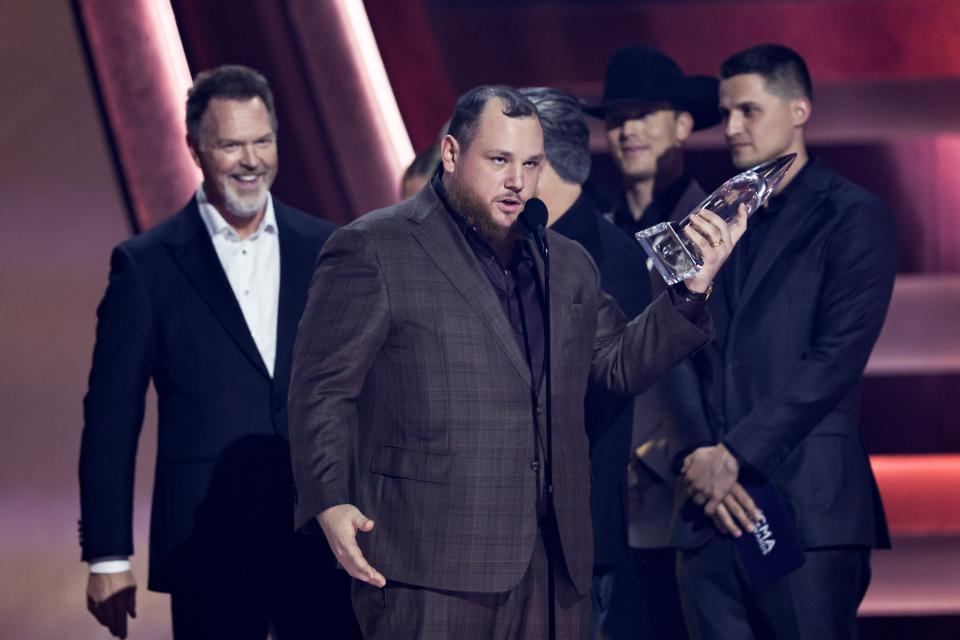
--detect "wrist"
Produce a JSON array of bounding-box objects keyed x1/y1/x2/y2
[{"x1": 678, "y1": 280, "x2": 712, "y2": 299}]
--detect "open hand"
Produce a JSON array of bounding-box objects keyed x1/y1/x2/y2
[{"x1": 318, "y1": 504, "x2": 386, "y2": 587}]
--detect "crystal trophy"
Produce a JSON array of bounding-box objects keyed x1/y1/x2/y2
[{"x1": 635, "y1": 153, "x2": 797, "y2": 285}]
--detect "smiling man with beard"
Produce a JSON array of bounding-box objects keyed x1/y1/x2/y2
[
  {"x1": 79, "y1": 65, "x2": 359, "y2": 639},
  {"x1": 288, "y1": 85, "x2": 746, "y2": 639}
]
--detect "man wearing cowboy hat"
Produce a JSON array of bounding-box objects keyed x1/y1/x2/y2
[{"x1": 583, "y1": 45, "x2": 721, "y2": 639}]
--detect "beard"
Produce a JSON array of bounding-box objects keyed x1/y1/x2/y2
[
  {"x1": 446, "y1": 177, "x2": 516, "y2": 246},
  {"x1": 216, "y1": 173, "x2": 272, "y2": 219}
]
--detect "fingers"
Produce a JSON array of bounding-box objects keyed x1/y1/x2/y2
[
  {"x1": 719, "y1": 494, "x2": 752, "y2": 537},
  {"x1": 335, "y1": 536, "x2": 386, "y2": 587},
  {"x1": 711, "y1": 485, "x2": 765, "y2": 538},
  {"x1": 711, "y1": 503, "x2": 740, "y2": 537},
  {"x1": 355, "y1": 513, "x2": 375, "y2": 533},
  {"x1": 728, "y1": 203, "x2": 749, "y2": 244},
  {"x1": 684, "y1": 209, "x2": 725, "y2": 256},
  {"x1": 729, "y1": 483, "x2": 762, "y2": 522},
  {"x1": 89, "y1": 591, "x2": 132, "y2": 638}
]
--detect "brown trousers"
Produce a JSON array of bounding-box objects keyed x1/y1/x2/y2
[{"x1": 351, "y1": 530, "x2": 590, "y2": 640}]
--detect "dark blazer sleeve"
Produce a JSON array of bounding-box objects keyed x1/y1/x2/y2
[
  {"x1": 723, "y1": 197, "x2": 897, "y2": 477},
  {"x1": 79, "y1": 245, "x2": 155, "y2": 561},
  {"x1": 288, "y1": 226, "x2": 390, "y2": 531},
  {"x1": 590, "y1": 285, "x2": 714, "y2": 397}
]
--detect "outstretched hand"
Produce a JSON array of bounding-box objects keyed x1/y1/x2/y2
[{"x1": 318, "y1": 504, "x2": 386, "y2": 587}]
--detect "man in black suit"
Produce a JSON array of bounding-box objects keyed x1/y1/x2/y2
[
  {"x1": 79, "y1": 65, "x2": 358, "y2": 639},
  {"x1": 674, "y1": 44, "x2": 896, "y2": 640}
]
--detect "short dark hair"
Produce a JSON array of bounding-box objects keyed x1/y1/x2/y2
[
  {"x1": 186, "y1": 65, "x2": 278, "y2": 144},
  {"x1": 720, "y1": 44, "x2": 812, "y2": 101},
  {"x1": 403, "y1": 144, "x2": 441, "y2": 182},
  {"x1": 519, "y1": 87, "x2": 590, "y2": 185},
  {"x1": 447, "y1": 85, "x2": 539, "y2": 151}
]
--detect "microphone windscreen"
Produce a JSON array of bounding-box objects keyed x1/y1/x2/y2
[{"x1": 519, "y1": 198, "x2": 548, "y2": 233}]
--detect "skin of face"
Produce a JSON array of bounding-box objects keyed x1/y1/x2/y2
[
  {"x1": 441, "y1": 99, "x2": 544, "y2": 246},
  {"x1": 719, "y1": 73, "x2": 810, "y2": 169},
  {"x1": 188, "y1": 96, "x2": 278, "y2": 220},
  {"x1": 604, "y1": 105, "x2": 691, "y2": 181}
]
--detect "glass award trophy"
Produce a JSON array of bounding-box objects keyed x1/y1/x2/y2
[{"x1": 635, "y1": 153, "x2": 797, "y2": 285}]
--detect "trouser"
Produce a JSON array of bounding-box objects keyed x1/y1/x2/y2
[
  {"x1": 676, "y1": 536, "x2": 871, "y2": 640},
  {"x1": 601, "y1": 548, "x2": 688, "y2": 640},
  {"x1": 351, "y1": 529, "x2": 591, "y2": 640}
]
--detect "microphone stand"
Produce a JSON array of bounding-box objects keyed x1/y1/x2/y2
[{"x1": 529, "y1": 225, "x2": 555, "y2": 640}]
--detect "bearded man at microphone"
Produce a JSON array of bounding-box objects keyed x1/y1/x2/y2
[{"x1": 287, "y1": 85, "x2": 745, "y2": 640}]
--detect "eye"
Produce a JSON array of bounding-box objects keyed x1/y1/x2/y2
[
  {"x1": 718, "y1": 108, "x2": 731, "y2": 122},
  {"x1": 491, "y1": 156, "x2": 506, "y2": 165},
  {"x1": 255, "y1": 138, "x2": 274, "y2": 148},
  {"x1": 523, "y1": 159, "x2": 540, "y2": 168},
  {"x1": 221, "y1": 142, "x2": 240, "y2": 151},
  {"x1": 742, "y1": 105, "x2": 759, "y2": 118}
]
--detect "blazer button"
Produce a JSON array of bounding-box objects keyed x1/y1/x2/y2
[
  {"x1": 535, "y1": 406, "x2": 543, "y2": 416},
  {"x1": 530, "y1": 459, "x2": 540, "y2": 472}
]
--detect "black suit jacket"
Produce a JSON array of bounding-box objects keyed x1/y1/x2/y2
[
  {"x1": 551, "y1": 192, "x2": 649, "y2": 569},
  {"x1": 672, "y1": 158, "x2": 896, "y2": 550},
  {"x1": 79, "y1": 196, "x2": 335, "y2": 592},
  {"x1": 288, "y1": 185, "x2": 713, "y2": 595}
]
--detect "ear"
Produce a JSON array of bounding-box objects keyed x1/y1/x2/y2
[
  {"x1": 440, "y1": 134, "x2": 459, "y2": 174},
  {"x1": 186, "y1": 134, "x2": 202, "y2": 168},
  {"x1": 675, "y1": 111, "x2": 694, "y2": 143},
  {"x1": 790, "y1": 97, "x2": 811, "y2": 127}
]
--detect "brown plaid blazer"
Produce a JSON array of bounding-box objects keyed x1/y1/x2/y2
[{"x1": 288, "y1": 186, "x2": 711, "y2": 595}]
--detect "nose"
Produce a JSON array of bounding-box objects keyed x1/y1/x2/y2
[
  {"x1": 724, "y1": 112, "x2": 742, "y2": 138},
  {"x1": 504, "y1": 163, "x2": 523, "y2": 193},
  {"x1": 621, "y1": 117, "x2": 643, "y2": 138},
  {"x1": 240, "y1": 143, "x2": 259, "y2": 167}
]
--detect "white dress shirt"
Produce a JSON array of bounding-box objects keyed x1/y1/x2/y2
[{"x1": 90, "y1": 189, "x2": 282, "y2": 574}]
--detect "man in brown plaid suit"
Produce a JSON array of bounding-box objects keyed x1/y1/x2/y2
[{"x1": 288, "y1": 86, "x2": 746, "y2": 639}]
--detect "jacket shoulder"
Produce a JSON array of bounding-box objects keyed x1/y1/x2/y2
[
  {"x1": 116, "y1": 203, "x2": 195, "y2": 257},
  {"x1": 275, "y1": 199, "x2": 337, "y2": 243}
]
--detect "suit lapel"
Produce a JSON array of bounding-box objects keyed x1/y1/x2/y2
[
  {"x1": 733, "y1": 164, "x2": 824, "y2": 324},
  {"x1": 165, "y1": 200, "x2": 271, "y2": 379},
  {"x1": 410, "y1": 194, "x2": 533, "y2": 389},
  {"x1": 273, "y1": 204, "x2": 315, "y2": 389}
]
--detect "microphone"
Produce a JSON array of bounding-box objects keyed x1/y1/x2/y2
[
  {"x1": 519, "y1": 197, "x2": 548, "y2": 235},
  {"x1": 519, "y1": 198, "x2": 549, "y2": 259}
]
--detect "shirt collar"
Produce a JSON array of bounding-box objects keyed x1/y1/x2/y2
[{"x1": 196, "y1": 184, "x2": 277, "y2": 241}]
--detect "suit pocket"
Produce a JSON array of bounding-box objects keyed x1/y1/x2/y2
[{"x1": 370, "y1": 444, "x2": 452, "y2": 484}]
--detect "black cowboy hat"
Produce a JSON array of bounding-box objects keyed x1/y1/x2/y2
[{"x1": 584, "y1": 45, "x2": 721, "y2": 130}]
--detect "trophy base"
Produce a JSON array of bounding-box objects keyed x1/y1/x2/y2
[{"x1": 635, "y1": 222, "x2": 702, "y2": 285}]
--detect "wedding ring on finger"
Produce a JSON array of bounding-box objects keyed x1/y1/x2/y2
[{"x1": 710, "y1": 239, "x2": 724, "y2": 248}]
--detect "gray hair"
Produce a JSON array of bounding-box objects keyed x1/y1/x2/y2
[
  {"x1": 519, "y1": 87, "x2": 590, "y2": 185},
  {"x1": 447, "y1": 85, "x2": 539, "y2": 151}
]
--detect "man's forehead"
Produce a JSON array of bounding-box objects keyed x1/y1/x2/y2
[
  {"x1": 473, "y1": 101, "x2": 542, "y2": 147},
  {"x1": 720, "y1": 73, "x2": 771, "y2": 99}
]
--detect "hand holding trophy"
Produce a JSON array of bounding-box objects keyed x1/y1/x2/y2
[{"x1": 636, "y1": 153, "x2": 797, "y2": 284}]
